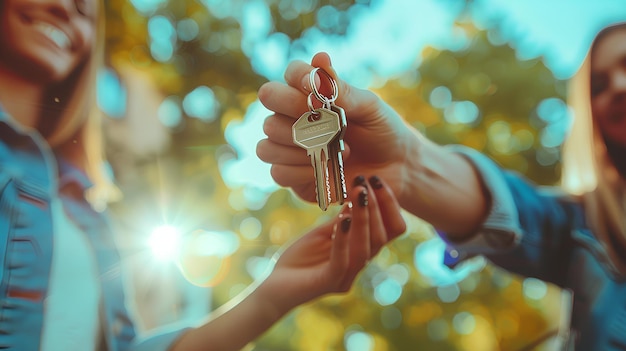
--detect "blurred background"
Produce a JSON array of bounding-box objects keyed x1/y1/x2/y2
[{"x1": 99, "y1": 0, "x2": 626, "y2": 350}]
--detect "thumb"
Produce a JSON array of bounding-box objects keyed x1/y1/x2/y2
[
  {"x1": 305, "y1": 52, "x2": 381, "y2": 123},
  {"x1": 310, "y1": 52, "x2": 336, "y2": 85}
]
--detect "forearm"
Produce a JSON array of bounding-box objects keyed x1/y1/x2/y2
[
  {"x1": 169, "y1": 282, "x2": 287, "y2": 351},
  {"x1": 398, "y1": 133, "x2": 489, "y2": 238}
]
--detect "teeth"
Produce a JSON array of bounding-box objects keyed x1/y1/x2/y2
[{"x1": 33, "y1": 21, "x2": 71, "y2": 50}]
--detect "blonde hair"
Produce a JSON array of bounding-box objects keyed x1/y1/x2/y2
[
  {"x1": 561, "y1": 22, "x2": 626, "y2": 272},
  {"x1": 46, "y1": 2, "x2": 121, "y2": 210}
]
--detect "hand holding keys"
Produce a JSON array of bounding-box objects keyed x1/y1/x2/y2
[{"x1": 292, "y1": 68, "x2": 348, "y2": 211}]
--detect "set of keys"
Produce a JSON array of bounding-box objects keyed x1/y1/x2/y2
[{"x1": 292, "y1": 68, "x2": 347, "y2": 211}]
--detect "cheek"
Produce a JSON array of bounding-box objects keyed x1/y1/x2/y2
[
  {"x1": 76, "y1": 21, "x2": 97, "y2": 56},
  {"x1": 592, "y1": 100, "x2": 626, "y2": 147},
  {"x1": 591, "y1": 97, "x2": 609, "y2": 123}
]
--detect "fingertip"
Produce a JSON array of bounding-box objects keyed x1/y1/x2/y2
[
  {"x1": 353, "y1": 175, "x2": 366, "y2": 187},
  {"x1": 340, "y1": 215, "x2": 352, "y2": 233},
  {"x1": 341, "y1": 201, "x2": 353, "y2": 213},
  {"x1": 311, "y1": 52, "x2": 338, "y2": 85},
  {"x1": 257, "y1": 81, "x2": 272, "y2": 103},
  {"x1": 357, "y1": 188, "x2": 369, "y2": 207},
  {"x1": 368, "y1": 175, "x2": 383, "y2": 190},
  {"x1": 335, "y1": 203, "x2": 354, "y2": 237},
  {"x1": 366, "y1": 175, "x2": 406, "y2": 239},
  {"x1": 312, "y1": 52, "x2": 331, "y2": 67}
]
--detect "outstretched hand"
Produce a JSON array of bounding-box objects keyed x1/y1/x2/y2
[
  {"x1": 256, "y1": 175, "x2": 406, "y2": 312},
  {"x1": 169, "y1": 176, "x2": 406, "y2": 351},
  {"x1": 257, "y1": 52, "x2": 421, "y2": 207}
]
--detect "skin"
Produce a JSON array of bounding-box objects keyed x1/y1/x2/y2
[
  {"x1": 590, "y1": 26, "x2": 626, "y2": 148},
  {"x1": 0, "y1": 0, "x2": 95, "y2": 128},
  {"x1": 257, "y1": 52, "x2": 489, "y2": 238},
  {"x1": 0, "y1": 0, "x2": 95, "y2": 83},
  {"x1": 0, "y1": 1, "x2": 408, "y2": 350}
]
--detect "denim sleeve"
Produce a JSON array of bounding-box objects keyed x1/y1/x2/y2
[
  {"x1": 438, "y1": 146, "x2": 523, "y2": 263},
  {"x1": 440, "y1": 146, "x2": 574, "y2": 285}
]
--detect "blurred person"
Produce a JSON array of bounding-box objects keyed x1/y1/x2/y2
[
  {"x1": 0, "y1": 0, "x2": 407, "y2": 350},
  {"x1": 256, "y1": 22, "x2": 626, "y2": 350}
]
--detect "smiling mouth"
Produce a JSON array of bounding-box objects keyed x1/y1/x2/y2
[{"x1": 32, "y1": 21, "x2": 71, "y2": 51}]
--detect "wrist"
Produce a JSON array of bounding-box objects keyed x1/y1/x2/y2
[
  {"x1": 253, "y1": 280, "x2": 294, "y2": 322},
  {"x1": 397, "y1": 130, "x2": 427, "y2": 210}
]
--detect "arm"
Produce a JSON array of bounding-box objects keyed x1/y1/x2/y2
[
  {"x1": 444, "y1": 146, "x2": 577, "y2": 284},
  {"x1": 256, "y1": 52, "x2": 488, "y2": 238},
  {"x1": 164, "y1": 176, "x2": 406, "y2": 351}
]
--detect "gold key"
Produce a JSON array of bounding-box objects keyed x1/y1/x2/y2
[
  {"x1": 292, "y1": 107, "x2": 342, "y2": 211},
  {"x1": 327, "y1": 102, "x2": 347, "y2": 205}
]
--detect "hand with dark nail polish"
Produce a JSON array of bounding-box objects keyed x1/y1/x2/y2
[
  {"x1": 369, "y1": 175, "x2": 383, "y2": 189},
  {"x1": 353, "y1": 175, "x2": 366, "y2": 187},
  {"x1": 358, "y1": 189, "x2": 368, "y2": 207}
]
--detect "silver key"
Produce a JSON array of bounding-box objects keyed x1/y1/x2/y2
[
  {"x1": 327, "y1": 102, "x2": 347, "y2": 205},
  {"x1": 293, "y1": 108, "x2": 342, "y2": 211}
]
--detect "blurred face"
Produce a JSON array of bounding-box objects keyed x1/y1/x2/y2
[
  {"x1": 590, "y1": 26, "x2": 626, "y2": 148},
  {"x1": 0, "y1": 0, "x2": 97, "y2": 84}
]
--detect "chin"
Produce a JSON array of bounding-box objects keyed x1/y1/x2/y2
[
  {"x1": 1, "y1": 35, "x2": 73, "y2": 81},
  {"x1": 15, "y1": 54, "x2": 72, "y2": 84}
]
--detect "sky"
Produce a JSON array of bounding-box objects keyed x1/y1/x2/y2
[{"x1": 472, "y1": 0, "x2": 626, "y2": 79}]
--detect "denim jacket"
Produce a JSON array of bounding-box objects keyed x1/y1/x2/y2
[
  {"x1": 0, "y1": 108, "x2": 187, "y2": 350},
  {"x1": 444, "y1": 147, "x2": 626, "y2": 351}
]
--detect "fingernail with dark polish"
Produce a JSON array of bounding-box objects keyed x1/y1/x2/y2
[
  {"x1": 353, "y1": 175, "x2": 366, "y2": 187},
  {"x1": 369, "y1": 175, "x2": 382, "y2": 189},
  {"x1": 341, "y1": 217, "x2": 352, "y2": 233},
  {"x1": 358, "y1": 189, "x2": 369, "y2": 207}
]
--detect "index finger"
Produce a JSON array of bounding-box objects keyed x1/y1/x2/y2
[{"x1": 258, "y1": 81, "x2": 309, "y2": 119}]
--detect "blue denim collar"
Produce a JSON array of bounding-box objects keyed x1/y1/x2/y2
[{"x1": 0, "y1": 103, "x2": 92, "y2": 193}]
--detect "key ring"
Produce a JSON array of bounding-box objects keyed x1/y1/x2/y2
[
  {"x1": 306, "y1": 93, "x2": 320, "y2": 122},
  {"x1": 309, "y1": 67, "x2": 338, "y2": 106}
]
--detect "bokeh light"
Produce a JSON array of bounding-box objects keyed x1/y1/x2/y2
[
  {"x1": 148, "y1": 15, "x2": 176, "y2": 62},
  {"x1": 430, "y1": 86, "x2": 453, "y2": 108},
  {"x1": 373, "y1": 278, "x2": 403, "y2": 306},
  {"x1": 413, "y1": 236, "x2": 486, "y2": 287},
  {"x1": 183, "y1": 86, "x2": 219, "y2": 122},
  {"x1": 523, "y1": 277, "x2": 548, "y2": 301},
  {"x1": 158, "y1": 96, "x2": 183, "y2": 128},
  {"x1": 453, "y1": 311, "x2": 476, "y2": 335},
  {"x1": 149, "y1": 225, "x2": 182, "y2": 262},
  {"x1": 97, "y1": 68, "x2": 127, "y2": 118},
  {"x1": 177, "y1": 18, "x2": 200, "y2": 41},
  {"x1": 344, "y1": 330, "x2": 374, "y2": 351},
  {"x1": 443, "y1": 100, "x2": 480, "y2": 124}
]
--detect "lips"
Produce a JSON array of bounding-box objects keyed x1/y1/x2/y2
[{"x1": 32, "y1": 20, "x2": 72, "y2": 51}]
